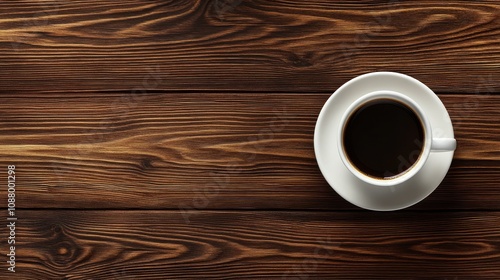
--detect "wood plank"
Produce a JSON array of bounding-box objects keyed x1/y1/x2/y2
[
  {"x1": 6, "y1": 210, "x2": 500, "y2": 279},
  {"x1": 0, "y1": 0, "x2": 498, "y2": 93},
  {"x1": 0, "y1": 93, "x2": 498, "y2": 210}
]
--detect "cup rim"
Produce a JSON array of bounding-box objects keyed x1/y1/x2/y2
[{"x1": 337, "y1": 90, "x2": 432, "y2": 187}]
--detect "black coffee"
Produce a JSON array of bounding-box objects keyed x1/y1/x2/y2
[{"x1": 343, "y1": 99, "x2": 424, "y2": 179}]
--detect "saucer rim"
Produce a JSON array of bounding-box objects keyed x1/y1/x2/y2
[{"x1": 314, "y1": 71, "x2": 455, "y2": 211}]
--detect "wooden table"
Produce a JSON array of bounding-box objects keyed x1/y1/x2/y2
[{"x1": 1, "y1": 1, "x2": 499, "y2": 279}]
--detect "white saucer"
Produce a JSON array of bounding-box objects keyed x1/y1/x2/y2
[{"x1": 314, "y1": 72, "x2": 455, "y2": 211}]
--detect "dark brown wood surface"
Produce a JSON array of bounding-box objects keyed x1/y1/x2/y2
[
  {"x1": 0, "y1": 0, "x2": 499, "y2": 279},
  {"x1": 3, "y1": 211, "x2": 500, "y2": 279},
  {"x1": 0, "y1": 0, "x2": 498, "y2": 93},
  {"x1": 0, "y1": 93, "x2": 499, "y2": 211}
]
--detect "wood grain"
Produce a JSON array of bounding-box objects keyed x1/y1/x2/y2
[
  {"x1": 0, "y1": 0, "x2": 498, "y2": 93},
  {"x1": 1, "y1": 1, "x2": 498, "y2": 279},
  {"x1": 6, "y1": 210, "x2": 500, "y2": 279},
  {"x1": 0, "y1": 93, "x2": 498, "y2": 210}
]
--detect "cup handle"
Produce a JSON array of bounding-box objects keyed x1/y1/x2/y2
[{"x1": 431, "y1": 138, "x2": 456, "y2": 152}]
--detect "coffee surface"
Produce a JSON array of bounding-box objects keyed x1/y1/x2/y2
[{"x1": 343, "y1": 99, "x2": 424, "y2": 179}]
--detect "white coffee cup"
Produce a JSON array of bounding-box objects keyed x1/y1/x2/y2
[{"x1": 337, "y1": 90, "x2": 456, "y2": 187}]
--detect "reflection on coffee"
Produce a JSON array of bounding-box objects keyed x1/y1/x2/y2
[{"x1": 343, "y1": 99, "x2": 424, "y2": 179}]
